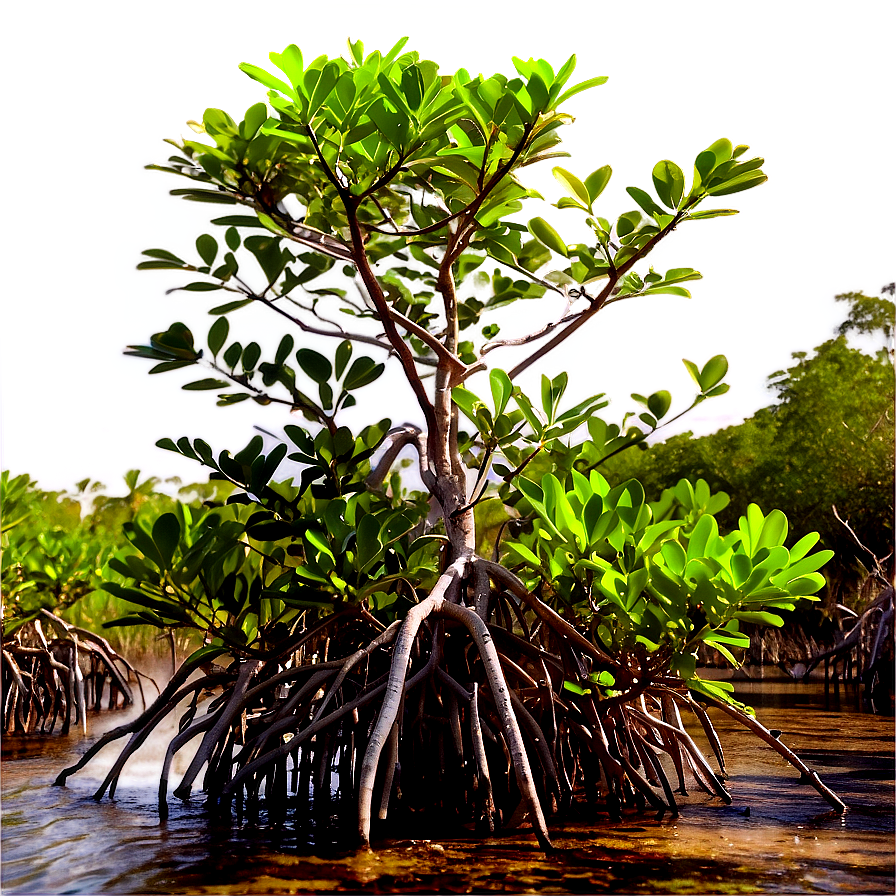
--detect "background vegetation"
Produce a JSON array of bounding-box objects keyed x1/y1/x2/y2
[{"x1": 602, "y1": 286, "x2": 895, "y2": 612}]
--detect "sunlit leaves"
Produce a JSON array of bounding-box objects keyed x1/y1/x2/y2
[
  {"x1": 682, "y1": 354, "x2": 729, "y2": 394},
  {"x1": 503, "y1": 457, "x2": 831, "y2": 678},
  {"x1": 553, "y1": 167, "x2": 590, "y2": 209},
  {"x1": 652, "y1": 160, "x2": 685, "y2": 210},
  {"x1": 527, "y1": 217, "x2": 567, "y2": 257}
]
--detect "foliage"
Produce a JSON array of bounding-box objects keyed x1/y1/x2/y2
[
  {"x1": 2, "y1": 471, "x2": 116, "y2": 633},
  {"x1": 1, "y1": 469, "x2": 233, "y2": 641},
  {"x1": 1, "y1": 471, "x2": 240, "y2": 737},
  {"x1": 57, "y1": 39, "x2": 845, "y2": 850},
  {"x1": 1, "y1": 472, "x2": 145, "y2": 734}
]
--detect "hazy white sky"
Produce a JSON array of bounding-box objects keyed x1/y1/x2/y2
[{"x1": 1, "y1": 1, "x2": 893, "y2": 494}]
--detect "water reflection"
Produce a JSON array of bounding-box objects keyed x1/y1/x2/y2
[{"x1": 2, "y1": 683, "x2": 893, "y2": 894}]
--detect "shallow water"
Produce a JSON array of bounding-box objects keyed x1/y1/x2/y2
[{"x1": 2, "y1": 681, "x2": 893, "y2": 895}]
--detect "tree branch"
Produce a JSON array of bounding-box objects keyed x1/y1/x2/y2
[
  {"x1": 507, "y1": 213, "x2": 685, "y2": 381},
  {"x1": 344, "y1": 201, "x2": 437, "y2": 434},
  {"x1": 366, "y1": 424, "x2": 434, "y2": 489},
  {"x1": 477, "y1": 558, "x2": 616, "y2": 666}
]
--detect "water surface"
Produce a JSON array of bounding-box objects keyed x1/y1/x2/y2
[{"x1": 2, "y1": 681, "x2": 893, "y2": 894}]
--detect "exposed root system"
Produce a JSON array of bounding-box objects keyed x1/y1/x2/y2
[
  {"x1": 2, "y1": 610, "x2": 145, "y2": 736},
  {"x1": 54, "y1": 560, "x2": 846, "y2": 849}
]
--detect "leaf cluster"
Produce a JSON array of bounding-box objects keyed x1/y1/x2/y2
[{"x1": 504, "y1": 467, "x2": 831, "y2": 699}]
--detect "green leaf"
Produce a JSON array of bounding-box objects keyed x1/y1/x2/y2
[
  {"x1": 553, "y1": 167, "x2": 591, "y2": 208},
  {"x1": 241, "y1": 342, "x2": 261, "y2": 372},
  {"x1": 256, "y1": 212, "x2": 286, "y2": 236},
  {"x1": 528, "y1": 217, "x2": 568, "y2": 257},
  {"x1": 652, "y1": 160, "x2": 685, "y2": 209},
  {"x1": 334, "y1": 340, "x2": 353, "y2": 379},
  {"x1": 209, "y1": 298, "x2": 253, "y2": 315},
  {"x1": 275, "y1": 334, "x2": 295, "y2": 365},
  {"x1": 771, "y1": 549, "x2": 834, "y2": 585},
  {"x1": 703, "y1": 630, "x2": 750, "y2": 649},
  {"x1": 142, "y1": 248, "x2": 186, "y2": 264},
  {"x1": 176, "y1": 282, "x2": 221, "y2": 292},
  {"x1": 451, "y1": 386, "x2": 482, "y2": 422},
  {"x1": 706, "y1": 138, "x2": 733, "y2": 166},
  {"x1": 616, "y1": 211, "x2": 641, "y2": 238},
  {"x1": 270, "y1": 44, "x2": 304, "y2": 88},
  {"x1": 183, "y1": 378, "x2": 229, "y2": 391},
  {"x1": 343, "y1": 356, "x2": 384, "y2": 391},
  {"x1": 734, "y1": 611, "x2": 785, "y2": 627},
  {"x1": 504, "y1": 541, "x2": 542, "y2": 569},
  {"x1": 241, "y1": 102, "x2": 267, "y2": 140},
  {"x1": 526, "y1": 71, "x2": 550, "y2": 114},
  {"x1": 307, "y1": 61, "x2": 340, "y2": 118},
  {"x1": 212, "y1": 215, "x2": 269, "y2": 229},
  {"x1": 700, "y1": 355, "x2": 729, "y2": 391},
  {"x1": 626, "y1": 186, "x2": 665, "y2": 219},
  {"x1": 686, "y1": 209, "x2": 739, "y2": 220},
  {"x1": 556, "y1": 75, "x2": 608, "y2": 106},
  {"x1": 647, "y1": 390, "x2": 672, "y2": 419},
  {"x1": 296, "y1": 348, "x2": 332, "y2": 384},
  {"x1": 702, "y1": 639, "x2": 741, "y2": 667},
  {"x1": 490, "y1": 369, "x2": 513, "y2": 416},
  {"x1": 305, "y1": 528, "x2": 335, "y2": 562},
  {"x1": 584, "y1": 165, "x2": 612, "y2": 204},
  {"x1": 706, "y1": 173, "x2": 768, "y2": 196},
  {"x1": 238, "y1": 62, "x2": 296, "y2": 98},
  {"x1": 208, "y1": 318, "x2": 229, "y2": 358},
  {"x1": 151, "y1": 513, "x2": 181, "y2": 569},
  {"x1": 356, "y1": 513, "x2": 383, "y2": 570},
  {"x1": 196, "y1": 234, "x2": 218, "y2": 267}
]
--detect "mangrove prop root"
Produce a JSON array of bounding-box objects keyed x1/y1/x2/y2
[
  {"x1": 378, "y1": 721, "x2": 400, "y2": 820},
  {"x1": 680, "y1": 693, "x2": 728, "y2": 778},
  {"x1": 174, "y1": 659, "x2": 263, "y2": 800},
  {"x1": 159, "y1": 713, "x2": 217, "y2": 820},
  {"x1": 356, "y1": 562, "x2": 463, "y2": 845},
  {"x1": 94, "y1": 674, "x2": 231, "y2": 801},
  {"x1": 48, "y1": 565, "x2": 850, "y2": 854},
  {"x1": 0, "y1": 611, "x2": 142, "y2": 738},
  {"x1": 705, "y1": 697, "x2": 848, "y2": 812},
  {"x1": 219, "y1": 674, "x2": 392, "y2": 803},
  {"x1": 314, "y1": 621, "x2": 401, "y2": 724},
  {"x1": 470, "y1": 682, "x2": 497, "y2": 831}
]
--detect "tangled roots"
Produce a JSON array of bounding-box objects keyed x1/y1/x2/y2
[
  {"x1": 53, "y1": 562, "x2": 845, "y2": 850},
  {"x1": 3, "y1": 611, "x2": 144, "y2": 737}
]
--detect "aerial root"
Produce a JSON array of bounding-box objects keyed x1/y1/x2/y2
[
  {"x1": 470, "y1": 682, "x2": 498, "y2": 830},
  {"x1": 160, "y1": 711, "x2": 218, "y2": 820},
  {"x1": 49, "y1": 565, "x2": 847, "y2": 852},
  {"x1": 680, "y1": 693, "x2": 727, "y2": 777},
  {"x1": 173, "y1": 659, "x2": 263, "y2": 800},
  {"x1": 94, "y1": 672, "x2": 233, "y2": 801},
  {"x1": 355, "y1": 557, "x2": 552, "y2": 850},
  {"x1": 377, "y1": 721, "x2": 400, "y2": 820},
  {"x1": 705, "y1": 697, "x2": 848, "y2": 812},
  {"x1": 3, "y1": 610, "x2": 142, "y2": 737}
]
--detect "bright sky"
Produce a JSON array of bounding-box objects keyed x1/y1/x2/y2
[{"x1": 1, "y1": 1, "x2": 893, "y2": 495}]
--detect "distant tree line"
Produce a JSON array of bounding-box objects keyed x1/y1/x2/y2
[{"x1": 603, "y1": 286, "x2": 895, "y2": 611}]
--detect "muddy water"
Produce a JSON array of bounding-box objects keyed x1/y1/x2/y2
[{"x1": 2, "y1": 682, "x2": 893, "y2": 895}]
